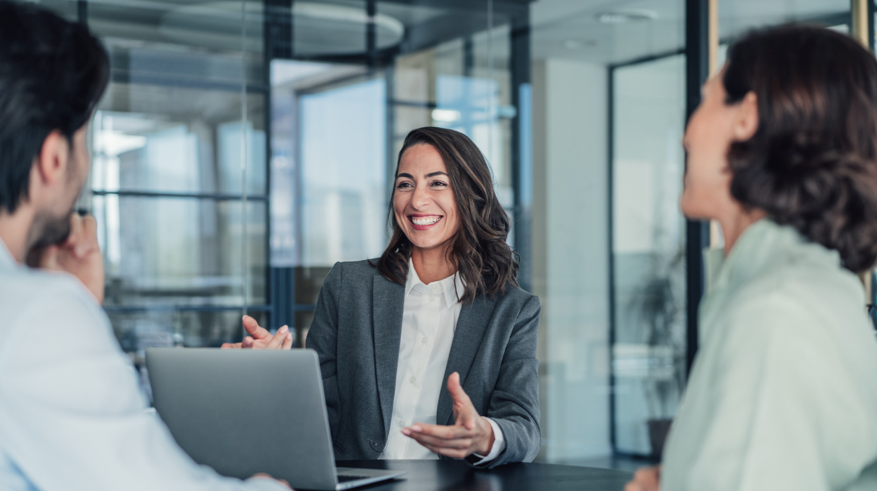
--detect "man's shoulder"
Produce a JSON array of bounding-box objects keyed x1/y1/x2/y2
[
  {"x1": 0, "y1": 266, "x2": 94, "y2": 305},
  {"x1": 0, "y1": 268, "x2": 104, "y2": 348}
]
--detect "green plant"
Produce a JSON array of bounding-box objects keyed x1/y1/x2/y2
[{"x1": 631, "y1": 248, "x2": 686, "y2": 421}]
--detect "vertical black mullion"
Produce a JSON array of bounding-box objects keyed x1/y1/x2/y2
[
  {"x1": 869, "y1": 0, "x2": 875, "y2": 53},
  {"x1": 685, "y1": 0, "x2": 710, "y2": 377},
  {"x1": 264, "y1": 0, "x2": 293, "y2": 330},
  {"x1": 463, "y1": 37, "x2": 475, "y2": 137},
  {"x1": 385, "y1": 65, "x2": 396, "y2": 204},
  {"x1": 607, "y1": 66, "x2": 617, "y2": 454},
  {"x1": 367, "y1": 0, "x2": 377, "y2": 71},
  {"x1": 510, "y1": 7, "x2": 532, "y2": 292},
  {"x1": 77, "y1": 0, "x2": 88, "y2": 25},
  {"x1": 264, "y1": 2, "x2": 275, "y2": 328}
]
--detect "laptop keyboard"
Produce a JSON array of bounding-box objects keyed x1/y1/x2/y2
[{"x1": 337, "y1": 475, "x2": 371, "y2": 483}]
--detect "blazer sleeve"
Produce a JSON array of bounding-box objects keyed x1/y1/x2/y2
[
  {"x1": 478, "y1": 294, "x2": 542, "y2": 468},
  {"x1": 305, "y1": 262, "x2": 344, "y2": 439}
]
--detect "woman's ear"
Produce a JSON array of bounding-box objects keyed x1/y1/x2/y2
[{"x1": 732, "y1": 91, "x2": 759, "y2": 142}]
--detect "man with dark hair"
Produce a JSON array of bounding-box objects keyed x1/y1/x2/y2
[{"x1": 0, "y1": 2, "x2": 288, "y2": 489}]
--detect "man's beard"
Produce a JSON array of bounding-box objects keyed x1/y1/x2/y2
[{"x1": 29, "y1": 209, "x2": 73, "y2": 251}]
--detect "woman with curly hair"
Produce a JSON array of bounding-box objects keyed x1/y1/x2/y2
[
  {"x1": 226, "y1": 127, "x2": 540, "y2": 468},
  {"x1": 627, "y1": 25, "x2": 877, "y2": 491}
]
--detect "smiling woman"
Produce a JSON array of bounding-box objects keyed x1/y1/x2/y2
[
  {"x1": 379, "y1": 127, "x2": 519, "y2": 303},
  {"x1": 225, "y1": 127, "x2": 541, "y2": 468}
]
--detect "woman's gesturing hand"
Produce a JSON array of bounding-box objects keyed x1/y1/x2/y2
[
  {"x1": 221, "y1": 315, "x2": 293, "y2": 350},
  {"x1": 625, "y1": 466, "x2": 661, "y2": 491},
  {"x1": 401, "y1": 372, "x2": 495, "y2": 459}
]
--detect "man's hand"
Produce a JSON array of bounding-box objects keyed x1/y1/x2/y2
[
  {"x1": 402, "y1": 372, "x2": 495, "y2": 459},
  {"x1": 34, "y1": 214, "x2": 104, "y2": 303},
  {"x1": 625, "y1": 466, "x2": 661, "y2": 491},
  {"x1": 251, "y1": 473, "x2": 292, "y2": 489},
  {"x1": 221, "y1": 315, "x2": 292, "y2": 350}
]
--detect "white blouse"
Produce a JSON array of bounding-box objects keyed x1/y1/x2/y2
[
  {"x1": 378, "y1": 259, "x2": 505, "y2": 463},
  {"x1": 661, "y1": 220, "x2": 877, "y2": 491}
]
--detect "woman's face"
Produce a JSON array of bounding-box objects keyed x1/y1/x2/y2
[
  {"x1": 680, "y1": 68, "x2": 758, "y2": 220},
  {"x1": 393, "y1": 143, "x2": 459, "y2": 252}
]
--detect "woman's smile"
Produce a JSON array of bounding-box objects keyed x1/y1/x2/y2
[{"x1": 409, "y1": 214, "x2": 444, "y2": 230}]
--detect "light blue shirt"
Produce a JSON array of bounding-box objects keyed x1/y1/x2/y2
[
  {"x1": 0, "y1": 241, "x2": 286, "y2": 491},
  {"x1": 662, "y1": 219, "x2": 877, "y2": 490}
]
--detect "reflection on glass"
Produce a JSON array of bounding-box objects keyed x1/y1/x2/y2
[
  {"x1": 299, "y1": 76, "x2": 387, "y2": 264},
  {"x1": 92, "y1": 96, "x2": 266, "y2": 196},
  {"x1": 611, "y1": 54, "x2": 687, "y2": 457},
  {"x1": 95, "y1": 197, "x2": 266, "y2": 308},
  {"x1": 268, "y1": 1, "x2": 516, "y2": 325},
  {"x1": 64, "y1": 0, "x2": 272, "y2": 357}
]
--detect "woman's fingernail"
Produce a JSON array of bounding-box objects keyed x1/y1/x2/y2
[
  {"x1": 286, "y1": 333, "x2": 293, "y2": 340},
  {"x1": 401, "y1": 428, "x2": 411, "y2": 436},
  {"x1": 280, "y1": 325, "x2": 288, "y2": 333},
  {"x1": 411, "y1": 425, "x2": 422, "y2": 432}
]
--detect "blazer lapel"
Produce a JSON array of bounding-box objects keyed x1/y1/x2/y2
[
  {"x1": 436, "y1": 294, "x2": 499, "y2": 426},
  {"x1": 372, "y1": 275, "x2": 405, "y2": 437}
]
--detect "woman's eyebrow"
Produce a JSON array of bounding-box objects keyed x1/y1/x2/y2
[{"x1": 395, "y1": 171, "x2": 448, "y2": 179}]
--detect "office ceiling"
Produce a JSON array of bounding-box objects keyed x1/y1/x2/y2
[
  {"x1": 529, "y1": 0, "x2": 851, "y2": 65},
  {"x1": 30, "y1": 0, "x2": 854, "y2": 66}
]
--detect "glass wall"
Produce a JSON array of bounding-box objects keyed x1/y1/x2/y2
[
  {"x1": 21, "y1": 0, "x2": 862, "y2": 469},
  {"x1": 529, "y1": 0, "x2": 685, "y2": 465},
  {"x1": 27, "y1": 0, "x2": 269, "y2": 362},
  {"x1": 27, "y1": 0, "x2": 528, "y2": 392},
  {"x1": 610, "y1": 54, "x2": 686, "y2": 457},
  {"x1": 266, "y1": 0, "x2": 526, "y2": 346}
]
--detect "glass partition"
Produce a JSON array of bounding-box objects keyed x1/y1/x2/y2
[
  {"x1": 20, "y1": 0, "x2": 862, "y2": 469},
  {"x1": 27, "y1": 0, "x2": 267, "y2": 366},
  {"x1": 27, "y1": 0, "x2": 525, "y2": 374},
  {"x1": 610, "y1": 54, "x2": 686, "y2": 457},
  {"x1": 266, "y1": 0, "x2": 524, "y2": 346}
]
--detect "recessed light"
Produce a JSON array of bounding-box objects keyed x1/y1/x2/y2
[
  {"x1": 432, "y1": 109, "x2": 461, "y2": 123},
  {"x1": 596, "y1": 9, "x2": 658, "y2": 24},
  {"x1": 564, "y1": 39, "x2": 598, "y2": 50}
]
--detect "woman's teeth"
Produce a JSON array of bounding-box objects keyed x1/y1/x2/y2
[{"x1": 412, "y1": 216, "x2": 441, "y2": 226}]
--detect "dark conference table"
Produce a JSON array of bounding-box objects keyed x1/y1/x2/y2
[{"x1": 334, "y1": 460, "x2": 633, "y2": 491}]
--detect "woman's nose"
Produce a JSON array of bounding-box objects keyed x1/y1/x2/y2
[{"x1": 411, "y1": 184, "x2": 430, "y2": 208}]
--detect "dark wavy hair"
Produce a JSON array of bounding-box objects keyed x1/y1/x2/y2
[
  {"x1": 0, "y1": 1, "x2": 110, "y2": 214},
  {"x1": 376, "y1": 127, "x2": 519, "y2": 304},
  {"x1": 723, "y1": 24, "x2": 877, "y2": 272}
]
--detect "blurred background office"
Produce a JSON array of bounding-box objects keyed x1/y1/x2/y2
[{"x1": 15, "y1": 0, "x2": 872, "y2": 471}]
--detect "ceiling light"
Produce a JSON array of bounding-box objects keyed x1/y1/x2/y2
[
  {"x1": 596, "y1": 9, "x2": 658, "y2": 24},
  {"x1": 431, "y1": 109, "x2": 461, "y2": 123},
  {"x1": 564, "y1": 39, "x2": 597, "y2": 50}
]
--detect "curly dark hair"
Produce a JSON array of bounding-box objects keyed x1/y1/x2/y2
[
  {"x1": 724, "y1": 24, "x2": 877, "y2": 272},
  {"x1": 376, "y1": 127, "x2": 519, "y2": 304},
  {"x1": 0, "y1": 1, "x2": 110, "y2": 214}
]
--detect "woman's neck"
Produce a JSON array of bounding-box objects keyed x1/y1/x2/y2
[
  {"x1": 719, "y1": 207, "x2": 767, "y2": 256},
  {"x1": 411, "y1": 244, "x2": 456, "y2": 284}
]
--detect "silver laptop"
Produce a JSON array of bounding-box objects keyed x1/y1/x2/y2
[{"x1": 146, "y1": 348, "x2": 405, "y2": 490}]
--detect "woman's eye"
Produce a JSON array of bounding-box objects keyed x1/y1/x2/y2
[
  {"x1": 395, "y1": 181, "x2": 413, "y2": 189},
  {"x1": 431, "y1": 181, "x2": 448, "y2": 188}
]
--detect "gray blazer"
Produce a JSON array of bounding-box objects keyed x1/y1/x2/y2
[{"x1": 305, "y1": 260, "x2": 541, "y2": 468}]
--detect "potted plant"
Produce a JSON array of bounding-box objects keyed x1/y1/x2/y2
[{"x1": 631, "y1": 248, "x2": 686, "y2": 459}]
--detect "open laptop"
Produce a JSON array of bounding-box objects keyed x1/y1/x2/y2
[{"x1": 146, "y1": 348, "x2": 405, "y2": 490}]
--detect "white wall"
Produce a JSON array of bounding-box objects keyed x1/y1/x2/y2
[{"x1": 532, "y1": 58, "x2": 611, "y2": 462}]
